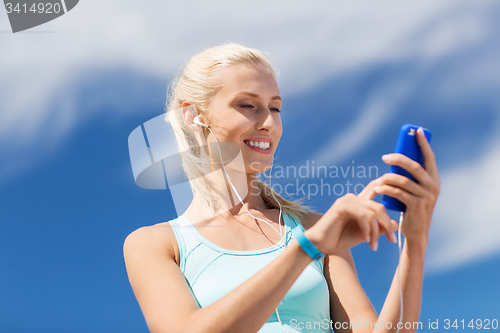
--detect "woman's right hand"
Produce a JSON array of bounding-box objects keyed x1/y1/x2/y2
[{"x1": 304, "y1": 190, "x2": 399, "y2": 255}]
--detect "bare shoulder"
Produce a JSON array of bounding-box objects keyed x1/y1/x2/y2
[
  {"x1": 123, "y1": 220, "x2": 199, "y2": 332},
  {"x1": 300, "y1": 210, "x2": 324, "y2": 230},
  {"x1": 123, "y1": 220, "x2": 180, "y2": 267}
]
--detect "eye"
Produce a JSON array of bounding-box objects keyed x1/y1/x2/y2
[
  {"x1": 241, "y1": 104, "x2": 254, "y2": 109},
  {"x1": 270, "y1": 107, "x2": 281, "y2": 113}
]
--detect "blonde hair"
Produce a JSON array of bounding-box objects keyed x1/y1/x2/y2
[{"x1": 165, "y1": 42, "x2": 313, "y2": 224}]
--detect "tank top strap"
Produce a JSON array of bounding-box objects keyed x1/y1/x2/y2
[
  {"x1": 169, "y1": 216, "x2": 203, "y2": 273},
  {"x1": 170, "y1": 211, "x2": 323, "y2": 273},
  {"x1": 286, "y1": 212, "x2": 325, "y2": 274}
]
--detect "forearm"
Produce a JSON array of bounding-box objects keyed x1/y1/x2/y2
[
  {"x1": 185, "y1": 239, "x2": 313, "y2": 333},
  {"x1": 376, "y1": 238, "x2": 427, "y2": 333}
]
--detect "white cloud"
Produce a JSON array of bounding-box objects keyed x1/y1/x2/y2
[
  {"x1": 426, "y1": 121, "x2": 500, "y2": 273},
  {"x1": 1, "y1": 0, "x2": 500, "y2": 273},
  {"x1": 311, "y1": 77, "x2": 415, "y2": 165},
  {"x1": 1, "y1": 0, "x2": 493, "y2": 142}
]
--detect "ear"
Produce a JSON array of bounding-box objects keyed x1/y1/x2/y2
[{"x1": 182, "y1": 101, "x2": 203, "y2": 133}]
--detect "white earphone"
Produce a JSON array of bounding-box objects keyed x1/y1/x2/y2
[
  {"x1": 192, "y1": 112, "x2": 289, "y2": 333},
  {"x1": 192, "y1": 113, "x2": 284, "y2": 244},
  {"x1": 193, "y1": 116, "x2": 209, "y2": 129}
]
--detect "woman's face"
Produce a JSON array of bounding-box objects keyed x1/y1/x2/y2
[{"x1": 206, "y1": 64, "x2": 283, "y2": 174}]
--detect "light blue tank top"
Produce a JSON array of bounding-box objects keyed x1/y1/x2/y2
[{"x1": 169, "y1": 212, "x2": 332, "y2": 333}]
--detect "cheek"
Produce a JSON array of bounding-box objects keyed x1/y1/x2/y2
[
  {"x1": 211, "y1": 110, "x2": 244, "y2": 136},
  {"x1": 230, "y1": 115, "x2": 253, "y2": 133},
  {"x1": 276, "y1": 123, "x2": 283, "y2": 139},
  {"x1": 225, "y1": 121, "x2": 251, "y2": 144}
]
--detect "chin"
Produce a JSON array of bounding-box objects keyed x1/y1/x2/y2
[{"x1": 246, "y1": 161, "x2": 273, "y2": 174}]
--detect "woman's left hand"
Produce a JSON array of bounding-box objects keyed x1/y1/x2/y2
[{"x1": 360, "y1": 127, "x2": 441, "y2": 245}]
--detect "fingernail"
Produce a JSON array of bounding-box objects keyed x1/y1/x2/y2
[
  {"x1": 382, "y1": 155, "x2": 389, "y2": 161},
  {"x1": 366, "y1": 235, "x2": 371, "y2": 243},
  {"x1": 374, "y1": 186, "x2": 381, "y2": 192},
  {"x1": 390, "y1": 232, "x2": 397, "y2": 243},
  {"x1": 372, "y1": 241, "x2": 378, "y2": 251}
]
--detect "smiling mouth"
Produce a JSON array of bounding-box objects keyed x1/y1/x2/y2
[{"x1": 243, "y1": 140, "x2": 271, "y2": 150}]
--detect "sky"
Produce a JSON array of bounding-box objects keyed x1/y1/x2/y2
[{"x1": 1, "y1": 0, "x2": 499, "y2": 332}]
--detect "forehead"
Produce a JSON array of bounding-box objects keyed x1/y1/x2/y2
[{"x1": 213, "y1": 64, "x2": 280, "y2": 99}]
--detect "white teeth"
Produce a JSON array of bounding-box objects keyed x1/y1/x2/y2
[{"x1": 245, "y1": 141, "x2": 270, "y2": 149}]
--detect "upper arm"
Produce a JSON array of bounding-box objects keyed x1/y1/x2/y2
[
  {"x1": 324, "y1": 250, "x2": 377, "y2": 332},
  {"x1": 123, "y1": 224, "x2": 200, "y2": 333},
  {"x1": 302, "y1": 211, "x2": 378, "y2": 332}
]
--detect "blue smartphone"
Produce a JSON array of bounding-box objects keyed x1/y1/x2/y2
[{"x1": 381, "y1": 124, "x2": 432, "y2": 212}]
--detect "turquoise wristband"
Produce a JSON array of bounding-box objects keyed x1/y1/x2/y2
[{"x1": 292, "y1": 225, "x2": 325, "y2": 260}]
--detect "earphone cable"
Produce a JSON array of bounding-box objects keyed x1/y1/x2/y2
[
  {"x1": 205, "y1": 125, "x2": 285, "y2": 248},
  {"x1": 395, "y1": 211, "x2": 404, "y2": 333},
  {"x1": 204, "y1": 125, "x2": 289, "y2": 332}
]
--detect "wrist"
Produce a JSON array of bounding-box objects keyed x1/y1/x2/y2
[
  {"x1": 293, "y1": 225, "x2": 325, "y2": 260},
  {"x1": 404, "y1": 235, "x2": 428, "y2": 258},
  {"x1": 289, "y1": 236, "x2": 315, "y2": 265},
  {"x1": 303, "y1": 227, "x2": 327, "y2": 257}
]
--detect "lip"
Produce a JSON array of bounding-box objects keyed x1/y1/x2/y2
[
  {"x1": 243, "y1": 137, "x2": 273, "y2": 155},
  {"x1": 244, "y1": 136, "x2": 273, "y2": 143}
]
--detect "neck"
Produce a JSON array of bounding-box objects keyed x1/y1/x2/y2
[{"x1": 184, "y1": 172, "x2": 270, "y2": 222}]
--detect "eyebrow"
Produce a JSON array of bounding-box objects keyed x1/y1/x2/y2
[{"x1": 234, "y1": 91, "x2": 282, "y2": 101}]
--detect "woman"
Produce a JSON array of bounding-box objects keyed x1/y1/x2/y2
[{"x1": 124, "y1": 43, "x2": 440, "y2": 333}]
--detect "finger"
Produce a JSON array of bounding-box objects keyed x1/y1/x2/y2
[
  {"x1": 346, "y1": 199, "x2": 374, "y2": 245},
  {"x1": 358, "y1": 178, "x2": 381, "y2": 200},
  {"x1": 365, "y1": 200, "x2": 397, "y2": 243},
  {"x1": 355, "y1": 213, "x2": 372, "y2": 246},
  {"x1": 416, "y1": 127, "x2": 439, "y2": 182},
  {"x1": 390, "y1": 219, "x2": 400, "y2": 243},
  {"x1": 368, "y1": 211, "x2": 380, "y2": 251},
  {"x1": 382, "y1": 153, "x2": 434, "y2": 189},
  {"x1": 377, "y1": 173, "x2": 427, "y2": 197},
  {"x1": 355, "y1": 205, "x2": 380, "y2": 251},
  {"x1": 391, "y1": 219, "x2": 399, "y2": 231},
  {"x1": 374, "y1": 184, "x2": 414, "y2": 207},
  {"x1": 365, "y1": 199, "x2": 392, "y2": 231}
]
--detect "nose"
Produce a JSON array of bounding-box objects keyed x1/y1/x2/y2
[{"x1": 257, "y1": 108, "x2": 279, "y2": 131}]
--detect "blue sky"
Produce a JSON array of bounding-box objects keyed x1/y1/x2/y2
[{"x1": 1, "y1": 1, "x2": 499, "y2": 332}]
